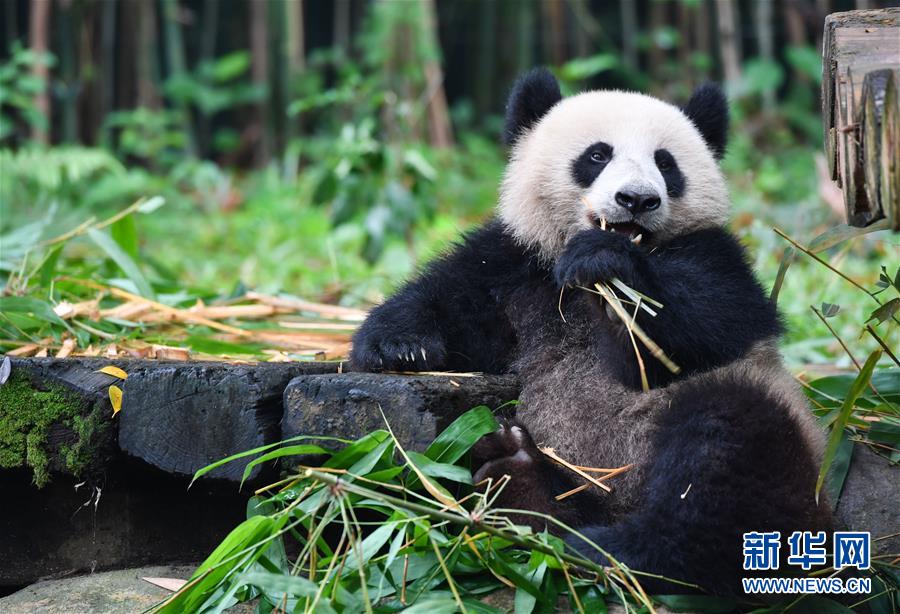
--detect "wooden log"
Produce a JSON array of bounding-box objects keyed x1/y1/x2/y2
[
  {"x1": 822, "y1": 8, "x2": 900, "y2": 227},
  {"x1": 282, "y1": 373, "x2": 520, "y2": 452},
  {"x1": 860, "y1": 68, "x2": 900, "y2": 230}
]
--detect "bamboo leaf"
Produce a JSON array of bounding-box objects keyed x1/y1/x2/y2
[
  {"x1": 239, "y1": 444, "x2": 330, "y2": 487},
  {"x1": 407, "y1": 451, "x2": 473, "y2": 485},
  {"x1": 111, "y1": 213, "x2": 138, "y2": 260},
  {"x1": 771, "y1": 220, "x2": 890, "y2": 303},
  {"x1": 38, "y1": 244, "x2": 63, "y2": 287},
  {"x1": 87, "y1": 227, "x2": 155, "y2": 299},
  {"x1": 424, "y1": 406, "x2": 499, "y2": 465},
  {"x1": 0, "y1": 296, "x2": 70, "y2": 329},
  {"x1": 109, "y1": 385, "x2": 123, "y2": 415},
  {"x1": 816, "y1": 350, "x2": 881, "y2": 502},
  {"x1": 866, "y1": 297, "x2": 900, "y2": 324},
  {"x1": 97, "y1": 365, "x2": 128, "y2": 379}
]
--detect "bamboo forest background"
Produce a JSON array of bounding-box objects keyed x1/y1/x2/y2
[{"x1": 1, "y1": 0, "x2": 897, "y2": 370}]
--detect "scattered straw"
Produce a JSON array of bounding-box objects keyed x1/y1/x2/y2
[{"x1": 539, "y1": 446, "x2": 613, "y2": 494}]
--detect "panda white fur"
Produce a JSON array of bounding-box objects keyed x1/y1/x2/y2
[{"x1": 351, "y1": 68, "x2": 833, "y2": 595}]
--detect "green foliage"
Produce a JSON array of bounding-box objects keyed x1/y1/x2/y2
[
  {"x1": 0, "y1": 41, "x2": 54, "y2": 142},
  {"x1": 152, "y1": 407, "x2": 665, "y2": 614},
  {"x1": 165, "y1": 51, "x2": 264, "y2": 114},
  {"x1": 102, "y1": 108, "x2": 188, "y2": 169}
]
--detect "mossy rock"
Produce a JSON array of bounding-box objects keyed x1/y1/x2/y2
[{"x1": 0, "y1": 368, "x2": 113, "y2": 487}]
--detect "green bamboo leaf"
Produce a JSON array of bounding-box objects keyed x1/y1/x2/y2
[
  {"x1": 824, "y1": 435, "x2": 854, "y2": 505},
  {"x1": 407, "y1": 451, "x2": 472, "y2": 485},
  {"x1": 357, "y1": 521, "x2": 396, "y2": 566},
  {"x1": 816, "y1": 350, "x2": 881, "y2": 502},
  {"x1": 515, "y1": 560, "x2": 547, "y2": 614},
  {"x1": 325, "y1": 430, "x2": 390, "y2": 470},
  {"x1": 240, "y1": 444, "x2": 331, "y2": 487},
  {"x1": 190, "y1": 435, "x2": 343, "y2": 486},
  {"x1": 137, "y1": 195, "x2": 166, "y2": 213},
  {"x1": 424, "y1": 406, "x2": 500, "y2": 464},
  {"x1": 185, "y1": 335, "x2": 266, "y2": 356},
  {"x1": 87, "y1": 227, "x2": 155, "y2": 299},
  {"x1": 238, "y1": 570, "x2": 321, "y2": 598},
  {"x1": 401, "y1": 598, "x2": 460, "y2": 614},
  {"x1": 38, "y1": 244, "x2": 63, "y2": 287},
  {"x1": 157, "y1": 514, "x2": 285, "y2": 613},
  {"x1": 770, "y1": 220, "x2": 890, "y2": 303},
  {"x1": 110, "y1": 213, "x2": 138, "y2": 259},
  {"x1": 0, "y1": 296, "x2": 70, "y2": 331}
]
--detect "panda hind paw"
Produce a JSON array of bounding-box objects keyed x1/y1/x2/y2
[{"x1": 471, "y1": 419, "x2": 541, "y2": 483}]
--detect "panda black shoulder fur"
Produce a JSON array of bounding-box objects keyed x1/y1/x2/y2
[{"x1": 351, "y1": 68, "x2": 833, "y2": 595}]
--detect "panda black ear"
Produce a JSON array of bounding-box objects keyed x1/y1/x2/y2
[
  {"x1": 504, "y1": 68, "x2": 562, "y2": 146},
  {"x1": 683, "y1": 83, "x2": 729, "y2": 159}
]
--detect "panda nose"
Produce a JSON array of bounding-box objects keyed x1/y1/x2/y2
[{"x1": 615, "y1": 190, "x2": 661, "y2": 213}]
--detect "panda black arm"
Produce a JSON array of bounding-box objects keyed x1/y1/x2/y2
[
  {"x1": 351, "y1": 221, "x2": 526, "y2": 373},
  {"x1": 555, "y1": 227, "x2": 781, "y2": 375}
]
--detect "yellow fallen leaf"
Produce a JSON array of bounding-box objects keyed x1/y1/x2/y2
[
  {"x1": 109, "y1": 385, "x2": 123, "y2": 415},
  {"x1": 97, "y1": 365, "x2": 128, "y2": 380}
]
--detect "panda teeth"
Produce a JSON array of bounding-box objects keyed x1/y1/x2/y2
[{"x1": 631, "y1": 233, "x2": 643, "y2": 245}]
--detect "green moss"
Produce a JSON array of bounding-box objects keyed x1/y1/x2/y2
[{"x1": 0, "y1": 370, "x2": 94, "y2": 487}]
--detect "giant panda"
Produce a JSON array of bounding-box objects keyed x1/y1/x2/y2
[{"x1": 351, "y1": 68, "x2": 833, "y2": 595}]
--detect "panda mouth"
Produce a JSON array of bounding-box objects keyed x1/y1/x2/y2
[{"x1": 588, "y1": 215, "x2": 650, "y2": 243}]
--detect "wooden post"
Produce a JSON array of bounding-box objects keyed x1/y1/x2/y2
[{"x1": 822, "y1": 8, "x2": 900, "y2": 230}]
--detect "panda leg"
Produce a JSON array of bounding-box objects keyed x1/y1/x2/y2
[
  {"x1": 471, "y1": 419, "x2": 603, "y2": 532},
  {"x1": 565, "y1": 374, "x2": 831, "y2": 595}
]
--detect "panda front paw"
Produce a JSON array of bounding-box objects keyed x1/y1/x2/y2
[
  {"x1": 350, "y1": 330, "x2": 447, "y2": 372},
  {"x1": 554, "y1": 229, "x2": 645, "y2": 289}
]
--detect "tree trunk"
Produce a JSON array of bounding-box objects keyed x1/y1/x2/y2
[
  {"x1": 783, "y1": 0, "x2": 808, "y2": 83},
  {"x1": 28, "y1": 0, "x2": 52, "y2": 144},
  {"x1": 57, "y1": 0, "x2": 78, "y2": 143},
  {"x1": 100, "y1": 0, "x2": 116, "y2": 133},
  {"x1": 283, "y1": 0, "x2": 305, "y2": 174},
  {"x1": 755, "y1": 0, "x2": 775, "y2": 112},
  {"x1": 333, "y1": 0, "x2": 350, "y2": 57},
  {"x1": 620, "y1": 0, "x2": 638, "y2": 74},
  {"x1": 516, "y1": 0, "x2": 535, "y2": 76},
  {"x1": 422, "y1": 0, "x2": 453, "y2": 148},
  {"x1": 136, "y1": 0, "x2": 160, "y2": 110},
  {"x1": 475, "y1": 0, "x2": 496, "y2": 116},
  {"x1": 695, "y1": 0, "x2": 711, "y2": 81},
  {"x1": 161, "y1": 0, "x2": 195, "y2": 156},
  {"x1": 5, "y1": 0, "x2": 18, "y2": 54},
  {"x1": 648, "y1": 0, "x2": 667, "y2": 84},
  {"x1": 250, "y1": 0, "x2": 271, "y2": 166},
  {"x1": 715, "y1": 0, "x2": 742, "y2": 87},
  {"x1": 677, "y1": 0, "x2": 691, "y2": 75},
  {"x1": 542, "y1": 0, "x2": 566, "y2": 67}
]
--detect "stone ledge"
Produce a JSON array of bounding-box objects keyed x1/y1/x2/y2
[
  {"x1": 3, "y1": 357, "x2": 344, "y2": 482},
  {"x1": 283, "y1": 372, "x2": 520, "y2": 451}
]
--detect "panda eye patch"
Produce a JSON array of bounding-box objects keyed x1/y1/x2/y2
[
  {"x1": 571, "y1": 142, "x2": 613, "y2": 188},
  {"x1": 654, "y1": 149, "x2": 686, "y2": 198},
  {"x1": 654, "y1": 149, "x2": 675, "y2": 171}
]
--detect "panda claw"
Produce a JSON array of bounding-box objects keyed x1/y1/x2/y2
[{"x1": 421, "y1": 348, "x2": 427, "y2": 362}]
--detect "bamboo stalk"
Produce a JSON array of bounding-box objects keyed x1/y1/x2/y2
[{"x1": 594, "y1": 282, "x2": 681, "y2": 374}]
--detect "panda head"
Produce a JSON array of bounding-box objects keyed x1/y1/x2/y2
[{"x1": 499, "y1": 68, "x2": 730, "y2": 260}]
